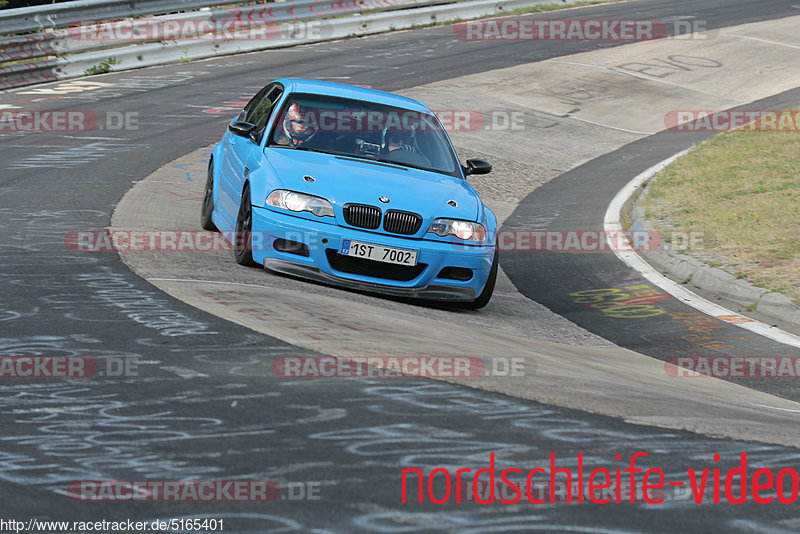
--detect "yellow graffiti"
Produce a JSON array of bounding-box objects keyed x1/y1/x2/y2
[{"x1": 569, "y1": 286, "x2": 668, "y2": 318}]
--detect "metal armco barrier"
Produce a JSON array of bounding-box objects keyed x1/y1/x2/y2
[
  {"x1": 1, "y1": 0, "x2": 438, "y2": 64},
  {"x1": 0, "y1": 0, "x2": 574, "y2": 90},
  {"x1": 1, "y1": 0, "x2": 239, "y2": 35}
]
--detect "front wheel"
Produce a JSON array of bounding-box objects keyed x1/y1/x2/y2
[
  {"x1": 201, "y1": 159, "x2": 218, "y2": 231},
  {"x1": 457, "y1": 249, "x2": 498, "y2": 310},
  {"x1": 234, "y1": 183, "x2": 258, "y2": 267}
]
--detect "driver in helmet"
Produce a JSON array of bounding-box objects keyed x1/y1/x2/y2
[{"x1": 274, "y1": 102, "x2": 317, "y2": 146}]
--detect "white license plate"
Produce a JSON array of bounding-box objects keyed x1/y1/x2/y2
[{"x1": 339, "y1": 239, "x2": 418, "y2": 266}]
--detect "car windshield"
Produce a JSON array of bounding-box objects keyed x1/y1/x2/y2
[{"x1": 267, "y1": 93, "x2": 460, "y2": 176}]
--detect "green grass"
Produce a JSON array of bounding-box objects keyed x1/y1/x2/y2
[
  {"x1": 84, "y1": 57, "x2": 121, "y2": 75},
  {"x1": 644, "y1": 109, "x2": 800, "y2": 303}
]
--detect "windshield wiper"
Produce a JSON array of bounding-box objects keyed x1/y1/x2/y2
[
  {"x1": 270, "y1": 145, "x2": 437, "y2": 173},
  {"x1": 292, "y1": 145, "x2": 330, "y2": 154},
  {"x1": 268, "y1": 144, "x2": 336, "y2": 155},
  {"x1": 373, "y1": 157, "x2": 431, "y2": 172}
]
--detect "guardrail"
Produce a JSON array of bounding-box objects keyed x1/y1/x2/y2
[
  {"x1": 1, "y1": 0, "x2": 440, "y2": 64},
  {"x1": 1, "y1": 0, "x2": 574, "y2": 90},
  {"x1": 0, "y1": 0, "x2": 238, "y2": 35}
]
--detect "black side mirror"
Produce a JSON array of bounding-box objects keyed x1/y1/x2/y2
[
  {"x1": 229, "y1": 121, "x2": 256, "y2": 138},
  {"x1": 463, "y1": 158, "x2": 492, "y2": 176}
]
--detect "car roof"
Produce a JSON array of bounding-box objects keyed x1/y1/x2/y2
[{"x1": 275, "y1": 78, "x2": 431, "y2": 113}]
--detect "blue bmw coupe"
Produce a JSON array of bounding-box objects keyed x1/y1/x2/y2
[{"x1": 202, "y1": 78, "x2": 498, "y2": 308}]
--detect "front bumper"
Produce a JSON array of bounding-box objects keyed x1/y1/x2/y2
[
  {"x1": 263, "y1": 258, "x2": 477, "y2": 301},
  {"x1": 250, "y1": 206, "x2": 494, "y2": 301}
]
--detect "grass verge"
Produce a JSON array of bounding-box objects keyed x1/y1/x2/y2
[{"x1": 643, "y1": 111, "x2": 800, "y2": 303}]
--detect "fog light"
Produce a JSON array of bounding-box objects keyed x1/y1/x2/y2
[
  {"x1": 274, "y1": 239, "x2": 309, "y2": 257},
  {"x1": 437, "y1": 266, "x2": 473, "y2": 281}
]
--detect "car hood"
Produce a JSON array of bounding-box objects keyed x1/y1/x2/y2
[{"x1": 264, "y1": 148, "x2": 481, "y2": 221}]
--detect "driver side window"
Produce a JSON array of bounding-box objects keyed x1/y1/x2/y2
[
  {"x1": 241, "y1": 86, "x2": 269, "y2": 123},
  {"x1": 240, "y1": 84, "x2": 283, "y2": 144}
]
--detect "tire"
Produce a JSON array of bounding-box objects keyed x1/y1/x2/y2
[
  {"x1": 234, "y1": 183, "x2": 258, "y2": 267},
  {"x1": 201, "y1": 159, "x2": 218, "y2": 231},
  {"x1": 457, "y1": 248, "x2": 498, "y2": 310}
]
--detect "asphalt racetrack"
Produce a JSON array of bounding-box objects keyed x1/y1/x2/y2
[{"x1": 2, "y1": 0, "x2": 800, "y2": 532}]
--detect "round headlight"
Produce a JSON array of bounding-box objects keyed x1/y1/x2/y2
[
  {"x1": 284, "y1": 192, "x2": 306, "y2": 212},
  {"x1": 452, "y1": 221, "x2": 474, "y2": 240}
]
